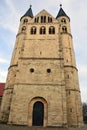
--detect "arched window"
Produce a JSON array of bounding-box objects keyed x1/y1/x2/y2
[
  {"x1": 40, "y1": 26, "x2": 46, "y2": 34},
  {"x1": 61, "y1": 18, "x2": 66, "y2": 24},
  {"x1": 31, "y1": 26, "x2": 36, "y2": 34},
  {"x1": 62, "y1": 26, "x2": 67, "y2": 33},
  {"x1": 48, "y1": 17, "x2": 52, "y2": 23},
  {"x1": 21, "y1": 26, "x2": 26, "y2": 32},
  {"x1": 49, "y1": 26, "x2": 55, "y2": 34},
  {"x1": 23, "y1": 19, "x2": 28, "y2": 24}
]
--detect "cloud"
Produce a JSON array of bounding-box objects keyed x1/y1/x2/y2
[
  {"x1": 0, "y1": 58, "x2": 9, "y2": 64},
  {"x1": 0, "y1": 22, "x2": 17, "y2": 33},
  {"x1": 5, "y1": 0, "x2": 20, "y2": 18},
  {"x1": 0, "y1": 0, "x2": 20, "y2": 34},
  {"x1": 0, "y1": 70, "x2": 7, "y2": 82}
]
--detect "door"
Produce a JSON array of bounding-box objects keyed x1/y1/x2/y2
[{"x1": 32, "y1": 101, "x2": 44, "y2": 126}]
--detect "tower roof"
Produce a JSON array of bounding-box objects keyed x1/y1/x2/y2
[
  {"x1": 56, "y1": 4, "x2": 70, "y2": 21},
  {"x1": 21, "y1": 5, "x2": 33, "y2": 20}
]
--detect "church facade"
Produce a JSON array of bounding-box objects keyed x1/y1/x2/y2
[{"x1": 0, "y1": 5, "x2": 83, "y2": 127}]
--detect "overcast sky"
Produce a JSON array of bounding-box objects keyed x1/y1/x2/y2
[{"x1": 0, "y1": 0, "x2": 87, "y2": 102}]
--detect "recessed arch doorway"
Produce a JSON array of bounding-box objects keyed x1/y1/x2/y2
[
  {"x1": 32, "y1": 101, "x2": 44, "y2": 126},
  {"x1": 28, "y1": 97, "x2": 48, "y2": 127}
]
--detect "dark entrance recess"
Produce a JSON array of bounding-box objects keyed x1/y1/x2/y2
[{"x1": 32, "y1": 101, "x2": 44, "y2": 126}]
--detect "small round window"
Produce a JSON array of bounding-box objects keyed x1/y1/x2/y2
[
  {"x1": 30, "y1": 68, "x2": 34, "y2": 73},
  {"x1": 47, "y1": 68, "x2": 51, "y2": 73}
]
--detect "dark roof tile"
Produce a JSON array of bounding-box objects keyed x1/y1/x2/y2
[
  {"x1": 56, "y1": 6, "x2": 70, "y2": 21},
  {"x1": 21, "y1": 5, "x2": 33, "y2": 20}
]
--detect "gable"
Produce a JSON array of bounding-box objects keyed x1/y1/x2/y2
[{"x1": 30, "y1": 9, "x2": 58, "y2": 23}]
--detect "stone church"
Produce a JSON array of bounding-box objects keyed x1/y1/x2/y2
[{"x1": 0, "y1": 5, "x2": 83, "y2": 127}]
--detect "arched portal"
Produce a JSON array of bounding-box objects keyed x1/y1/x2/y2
[
  {"x1": 32, "y1": 101, "x2": 44, "y2": 126},
  {"x1": 28, "y1": 97, "x2": 48, "y2": 127}
]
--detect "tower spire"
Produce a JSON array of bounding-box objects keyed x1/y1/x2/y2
[
  {"x1": 21, "y1": 5, "x2": 33, "y2": 20},
  {"x1": 60, "y1": 4, "x2": 62, "y2": 8},
  {"x1": 56, "y1": 5, "x2": 70, "y2": 21}
]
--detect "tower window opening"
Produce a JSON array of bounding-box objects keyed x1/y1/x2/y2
[
  {"x1": 49, "y1": 26, "x2": 55, "y2": 34},
  {"x1": 67, "y1": 59, "x2": 68, "y2": 62},
  {"x1": 70, "y1": 108, "x2": 72, "y2": 112},
  {"x1": 48, "y1": 17, "x2": 52, "y2": 23},
  {"x1": 30, "y1": 68, "x2": 34, "y2": 73},
  {"x1": 68, "y1": 91, "x2": 70, "y2": 95},
  {"x1": 41, "y1": 16, "x2": 46, "y2": 23},
  {"x1": 40, "y1": 26, "x2": 46, "y2": 34},
  {"x1": 40, "y1": 52, "x2": 42, "y2": 55},
  {"x1": 61, "y1": 18, "x2": 66, "y2": 24},
  {"x1": 34, "y1": 18, "x2": 37, "y2": 23},
  {"x1": 34, "y1": 17, "x2": 39, "y2": 23},
  {"x1": 14, "y1": 74, "x2": 16, "y2": 77},
  {"x1": 67, "y1": 74, "x2": 69, "y2": 79},
  {"x1": 23, "y1": 19, "x2": 28, "y2": 24},
  {"x1": 44, "y1": 16, "x2": 46, "y2": 23},
  {"x1": 47, "y1": 68, "x2": 51, "y2": 73},
  {"x1": 62, "y1": 26, "x2": 67, "y2": 33},
  {"x1": 21, "y1": 26, "x2": 26, "y2": 32},
  {"x1": 31, "y1": 26, "x2": 36, "y2": 34},
  {"x1": 37, "y1": 17, "x2": 39, "y2": 22}
]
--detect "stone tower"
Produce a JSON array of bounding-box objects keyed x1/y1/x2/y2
[{"x1": 0, "y1": 5, "x2": 83, "y2": 127}]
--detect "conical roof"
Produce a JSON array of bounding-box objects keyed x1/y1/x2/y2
[
  {"x1": 21, "y1": 5, "x2": 33, "y2": 20},
  {"x1": 56, "y1": 5, "x2": 70, "y2": 21}
]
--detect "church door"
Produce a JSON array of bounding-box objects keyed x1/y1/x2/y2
[{"x1": 32, "y1": 101, "x2": 44, "y2": 126}]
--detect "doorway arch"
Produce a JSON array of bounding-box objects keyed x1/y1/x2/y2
[
  {"x1": 28, "y1": 97, "x2": 48, "y2": 127},
  {"x1": 32, "y1": 101, "x2": 44, "y2": 126}
]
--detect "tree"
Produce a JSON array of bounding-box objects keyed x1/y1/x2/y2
[{"x1": 83, "y1": 102, "x2": 87, "y2": 124}]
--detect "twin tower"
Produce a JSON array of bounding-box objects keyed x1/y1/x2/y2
[{"x1": 0, "y1": 5, "x2": 83, "y2": 127}]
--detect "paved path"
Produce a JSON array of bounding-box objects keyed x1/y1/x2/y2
[{"x1": 0, "y1": 124, "x2": 87, "y2": 130}]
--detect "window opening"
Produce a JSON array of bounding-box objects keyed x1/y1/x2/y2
[
  {"x1": 23, "y1": 19, "x2": 28, "y2": 24},
  {"x1": 34, "y1": 17, "x2": 39, "y2": 23},
  {"x1": 31, "y1": 27, "x2": 36, "y2": 34},
  {"x1": 30, "y1": 68, "x2": 34, "y2": 73},
  {"x1": 40, "y1": 26, "x2": 46, "y2": 34},
  {"x1": 61, "y1": 18, "x2": 66, "y2": 24},
  {"x1": 47, "y1": 68, "x2": 51, "y2": 73},
  {"x1": 49, "y1": 26, "x2": 55, "y2": 34},
  {"x1": 62, "y1": 26, "x2": 67, "y2": 33},
  {"x1": 48, "y1": 17, "x2": 52, "y2": 23},
  {"x1": 41, "y1": 16, "x2": 46, "y2": 23},
  {"x1": 21, "y1": 26, "x2": 26, "y2": 32}
]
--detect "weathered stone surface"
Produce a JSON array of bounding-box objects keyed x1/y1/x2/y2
[{"x1": 0, "y1": 7, "x2": 83, "y2": 127}]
